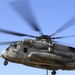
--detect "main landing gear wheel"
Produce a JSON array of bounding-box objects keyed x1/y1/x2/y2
[
  {"x1": 4, "y1": 60, "x2": 8, "y2": 66},
  {"x1": 51, "y1": 70, "x2": 56, "y2": 75}
]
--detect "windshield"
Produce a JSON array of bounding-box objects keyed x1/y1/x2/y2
[
  {"x1": 6, "y1": 47, "x2": 10, "y2": 51},
  {"x1": 12, "y1": 44, "x2": 17, "y2": 49}
]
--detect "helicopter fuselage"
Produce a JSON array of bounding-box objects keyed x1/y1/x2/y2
[{"x1": 2, "y1": 39, "x2": 75, "y2": 70}]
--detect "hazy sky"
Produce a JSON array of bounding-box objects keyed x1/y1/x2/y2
[{"x1": 0, "y1": 0, "x2": 75, "y2": 75}]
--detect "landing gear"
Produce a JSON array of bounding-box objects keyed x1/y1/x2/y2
[
  {"x1": 46, "y1": 70, "x2": 56, "y2": 75},
  {"x1": 3, "y1": 60, "x2": 8, "y2": 66},
  {"x1": 51, "y1": 70, "x2": 56, "y2": 75},
  {"x1": 46, "y1": 69, "x2": 48, "y2": 75}
]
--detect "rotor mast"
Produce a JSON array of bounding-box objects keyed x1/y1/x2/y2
[{"x1": 36, "y1": 35, "x2": 52, "y2": 43}]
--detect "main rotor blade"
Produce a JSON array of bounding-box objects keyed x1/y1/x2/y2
[
  {"x1": 50, "y1": 16, "x2": 75, "y2": 36},
  {"x1": 9, "y1": 0, "x2": 43, "y2": 35},
  {"x1": 0, "y1": 55, "x2": 2, "y2": 57},
  {"x1": 0, "y1": 28, "x2": 37, "y2": 38},
  {"x1": 51, "y1": 35, "x2": 75, "y2": 39},
  {"x1": 0, "y1": 41, "x2": 18, "y2": 45}
]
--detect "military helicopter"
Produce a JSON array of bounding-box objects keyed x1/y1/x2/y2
[{"x1": 1, "y1": 0, "x2": 75, "y2": 75}]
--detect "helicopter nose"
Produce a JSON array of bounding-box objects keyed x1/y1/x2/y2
[{"x1": 2, "y1": 49, "x2": 8, "y2": 58}]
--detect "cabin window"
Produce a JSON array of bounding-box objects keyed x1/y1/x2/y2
[
  {"x1": 23, "y1": 48, "x2": 28, "y2": 53},
  {"x1": 13, "y1": 44, "x2": 17, "y2": 49}
]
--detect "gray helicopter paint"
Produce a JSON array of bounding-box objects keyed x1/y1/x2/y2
[
  {"x1": 28, "y1": 52, "x2": 72, "y2": 62},
  {"x1": 54, "y1": 43, "x2": 70, "y2": 52},
  {"x1": 23, "y1": 39, "x2": 50, "y2": 49},
  {"x1": 52, "y1": 49, "x2": 74, "y2": 58},
  {"x1": 2, "y1": 39, "x2": 75, "y2": 70}
]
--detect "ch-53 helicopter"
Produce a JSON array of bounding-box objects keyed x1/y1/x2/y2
[{"x1": 1, "y1": 0, "x2": 75, "y2": 75}]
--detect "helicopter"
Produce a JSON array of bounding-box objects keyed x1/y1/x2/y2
[{"x1": 1, "y1": 0, "x2": 75, "y2": 75}]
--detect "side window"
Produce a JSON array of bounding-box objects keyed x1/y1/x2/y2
[
  {"x1": 23, "y1": 48, "x2": 28, "y2": 53},
  {"x1": 12, "y1": 44, "x2": 17, "y2": 49},
  {"x1": 6, "y1": 47, "x2": 10, "y2": 51}
]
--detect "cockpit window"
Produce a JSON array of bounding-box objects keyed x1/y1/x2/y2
[
  {"x1": 6, "y1": 47, "x2": 10, "y2": 51},
  {"x1": 13, "y1": 44, "x2": 17, "y2": 49}
]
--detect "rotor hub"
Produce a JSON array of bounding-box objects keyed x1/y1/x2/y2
[
  {"x1": 39, "y1": 35, "x2": 50, "y2": 39},
  {"x1": 36, "y1": 35, "x2": 52, "y2": 42}
]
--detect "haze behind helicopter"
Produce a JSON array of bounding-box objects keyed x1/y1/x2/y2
[{"x1": 0, "y1": 0, "x2": 75, "y2": 75}]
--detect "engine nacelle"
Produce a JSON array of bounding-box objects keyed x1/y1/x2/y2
[
  {"x1": 28, "y1": 52, "x2": 72, "y2": 63},
  {"x1": 52, "y1": 49, "x2": 73, "y2": 58},
  {"x1": 22, "y1": 39, "x2": 51, "y2": 49}
]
